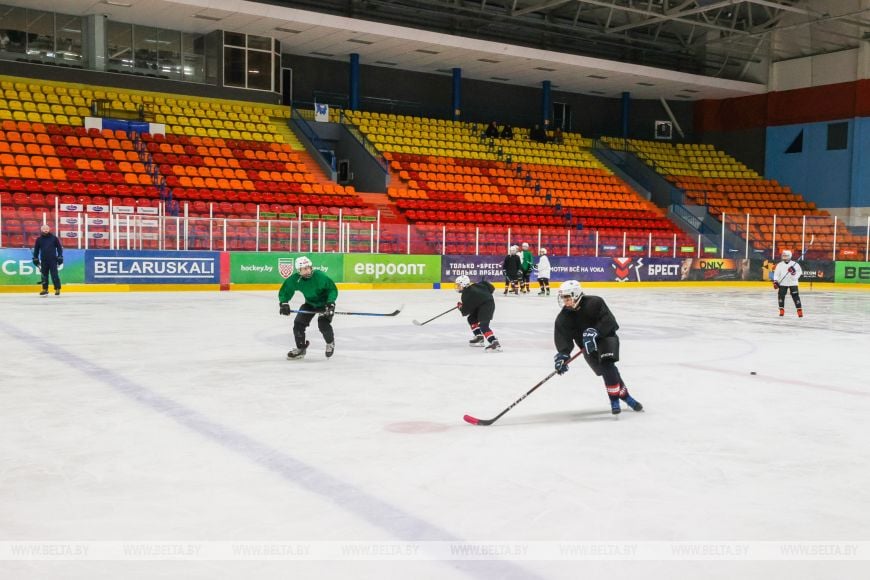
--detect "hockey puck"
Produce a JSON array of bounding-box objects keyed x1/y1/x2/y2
[{"x1": 750, "y1": 371, "x2": 757, "y2": 375}]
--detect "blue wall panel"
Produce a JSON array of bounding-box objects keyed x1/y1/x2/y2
[
  {"x1": 852, "y1": 117, "x2": 870, "y2": 209},
  {"x1": 765, "y1": 119, "x2": 856, "y2": 209}
]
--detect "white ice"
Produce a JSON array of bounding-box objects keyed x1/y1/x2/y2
[{"x1": 2, "y1": 285, "x2": 870, "y2": 580}]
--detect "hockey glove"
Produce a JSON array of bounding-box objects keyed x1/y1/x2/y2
[
  {"x1": 773, "y1": 281, "x2": 780, "y2": 289},
  {"x1": 456, "y1": 301, "x2": 463, "y2": 310},
  {"x1": 57, "y1": 256, "x2": 63, "y2": 265},
  {"x1": 32, "y1": 258, "x2": 39, "y2": 267},
  {"x1": 554, "y1": 353, "x2": 571, "y2": 375},
  {"x1": 320, "y1": 302, "x2": 335, "y2": 320},
  {"x1": 582, "y1": 328, "x2": 599, "y2": 354},
  {"x1": 279, "y1": 303, "x2": 291, "y2": 316},
  {"x1": 788, "y1": 266, "x2": 796, "y2": 275}
]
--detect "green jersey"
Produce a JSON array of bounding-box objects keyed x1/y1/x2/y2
[
  {"x1": 521, "y1": 250, "x2": 533, "y2": 272},
  {"x1": 278, "y1": 270, "x2": 338, "y2": 308}
]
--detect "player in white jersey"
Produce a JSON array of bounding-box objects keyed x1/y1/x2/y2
[{"x1": 772, "y1": 250, "x2": 803, "y2": 317}]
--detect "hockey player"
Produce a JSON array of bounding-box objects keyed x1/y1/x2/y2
[
  {"x1": 32, "y1": 224, "x2": 63, "y2": 296},
  {"x1": 772, "y1": 250, "x2": 803, "y2": 317},
  {"x1": 520, "y1": 242, "x2": 534, "y2": 293},
  {"x1": 502, "y1": 245, "x2": 522, "y2": 295},
  {"x1": 278, "y1": 256, "x2": 339, "y2": 359},
  {"x1": 455, "y1": 275, "x2": 501, "y2": 351},
  {"x1": 536, "y1": 247, "x2": 551, "y2": 296},
  {"x1": 553, "y1": 280, "x2": 643, "y2": 415}
]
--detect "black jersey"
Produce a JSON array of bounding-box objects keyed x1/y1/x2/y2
[
  {"x1": 459, "y1": 280, "x2": 495, "y2": 316},
  {"x1": 554, "y1": 295, "x2": 619, "y2": 355}
]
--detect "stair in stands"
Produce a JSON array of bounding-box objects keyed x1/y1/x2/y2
[
  {"x1": 357, "y1": 192, "x2": 405, "y2": 224},
  {"x1": 268, "y1": 117, "x2": 305, "y2": 151}
]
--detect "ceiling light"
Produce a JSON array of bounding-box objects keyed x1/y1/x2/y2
[
  {"x1": 375, "y1": 60, "x2": 397, "y2": 66},
  {"x1": 478, "y1": 58, "x2": 500, "y2": 63},
  {"x1": 194, "y1": 14, "x2": 222, "y2": 21},
  {"x1": 275, "y1": 27, "x2": 301, "y2": 34},
  {"x1": 535, "y1": 67, "x2": 556, "y2": 72},
  {"x1": 415, "y1": 49, "x2": 440, "y2": 55},
  {"x1": 310, "y1": 51, "x2": 334, "y2": 57},
  {"x1": 490, "y1": 76, "x2": 510, "y2": 81},
  {"x1": 587, "y1": 74, "x2": 608, "y2": 79},
  {"x1": 636, "y1": 82, "x2": 655, "y2": 86},
  {"x1": 102, "y1": 0, "x2": 132, "y2": 6},
  {"x1": 347, "y1": 39, "x2": 374, "y2": 45}
]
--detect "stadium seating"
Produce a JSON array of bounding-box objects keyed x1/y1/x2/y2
[
  {"x1": 350, "y1": 110, "x2": 698, "y2": 256},
  {"x1": 608, "y1": 137, "x2": 864, "y2": 259}
]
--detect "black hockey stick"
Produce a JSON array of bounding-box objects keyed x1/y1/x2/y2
[
  {"x1": 289, "y1": 306, "x2": 403, "y2": 317},
  {"x1": 412, "y1": 305, "x2": 459, "y2": 326},
  {"x1": 463, "y1": 351, "x2": 584, "y2": 426}
]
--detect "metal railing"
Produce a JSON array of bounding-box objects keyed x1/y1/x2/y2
[{"x1": 2, "y1": 201, "x2": 867, "y2": 261}]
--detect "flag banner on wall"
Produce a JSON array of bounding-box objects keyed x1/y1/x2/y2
[{"x1": 315, "y1": 103, "x2": 329, "y2": 122}]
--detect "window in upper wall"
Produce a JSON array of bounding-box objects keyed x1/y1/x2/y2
[
  {"x1": 26, "y1": 9, "x2": 53, "y2": 56},
  {"x1": 106, "y1": 20, "x2": 133, "y2": 72},
  {"x1": 0, "y1": 6, "x2": 27, "y2": 55},
  {"x1": 181, "y1": 32, "x2": 205, "y2": 83},
  {"x1": 55, "y1": 13, "x2": 84, "y2": 65},
  {"x1": 826, "y1": 122, "x2": 848, "y2": 150},
  {"x1": 785, "y1": 130, "x2": 803, "y2": 154},
  {"x1": 224, "y1": 46, "x2": 246, "y2": 88},
  {"x1": 222, "y1": 32, "x2": 280, "y2": 92}
]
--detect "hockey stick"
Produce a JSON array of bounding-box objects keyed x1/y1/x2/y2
[
  {"x1": 289, "y1": 306, "x2": 403, "y2": 317},
  {"x1": 463, "y1": 351, "x2": 584, "y2": 426},
  {"x1": 412, "y1": 305, "x2": 459, "y2": 326},
  {"x1": 775, "y1": 235, "x2": 814, "y2": 284}
]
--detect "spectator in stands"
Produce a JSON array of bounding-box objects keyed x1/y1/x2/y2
[
  {"x1": 0, "y1": 31, "x2": 10, "y2": 51},
  {"x1": 32, "y1": 224, "x2": 64, "y2": 296},
  {"x1": 530, "y1": 124, "x2": 549, "y2": 143},
  {"x1": 552, "y1": 127, "x2": 564, "y2": 144},
  {"x1": 500, "y1": 124, "x2": 514, "y2": 139},
  {"x1": 484, "y1": 121, "x2": 500, "y2": 139}
]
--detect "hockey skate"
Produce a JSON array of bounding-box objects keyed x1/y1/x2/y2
[
  {"x1": 484, "y1": 340, "x2": 502, "y2": 352},
  {"x1": 625, "y1": 396, "x2": 643, "y2": 412},
  {"x1": 610, "y1": 398, "x2": 621, "y2": 415},
  {"x1": 54, "y1": 289, "x2": 60, "y2": 296},
  {"x1": 468, "y1": 335, "x2": 485, "y2": 347},
  {"x1": 287, "y1": 340, "x2": 309, "y2": 360},
  {"x1": 797, "y1": 308, "x2": 803, "y2": 318},
  {"x1": 325, "y1": 342, "x2": 335, "y2": 358},
  {"x1": 39, "y1": 288, "x2": 48, "y2": 296},
  {"x1": 779, "y1": 308, "x2": 785, "y2": 317}
]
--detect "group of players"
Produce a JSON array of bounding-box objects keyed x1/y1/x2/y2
[
  {"x1": 276, "y1": 250, "x2": 644, "y2": 415},
  {"x1": 274, "y1": 248, "x2": 805, "y2": 415},
  {"x1": 501, "y1": 242, "x2": 551, "y2": 297}
]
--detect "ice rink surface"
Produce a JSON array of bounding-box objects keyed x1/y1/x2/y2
[{"x1": 2, "y1": 285, "x2": 869, "y2": 580}]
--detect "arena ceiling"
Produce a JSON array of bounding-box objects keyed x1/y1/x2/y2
[{"x1": 11, "y1": 0, "x2": 869, "y2": 100}]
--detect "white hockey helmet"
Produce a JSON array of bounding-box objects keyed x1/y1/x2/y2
[
  {"x1": 557, "y1": 280, "x2": 583, "y2": 308},
  {"x1": 509, "y1": 245, "x2": 519, "y2": 254},
  {"x1": 539, "y1": 247, "x2": 547, "y2": 255},
  {"x1": 522, "y1": 242, "x2": 529, "y2": 249},
  {"x1": 294, "y1": 256, "x2": 313, "y2": 277},
  {"x1": 454, "y1": 274, "x2": 471, "y2": 292},
  {"x1": 781, "y1": 250, "x2": 792, "y2": 261}
]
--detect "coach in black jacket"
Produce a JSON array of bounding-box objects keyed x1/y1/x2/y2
[{"x1": 32, "y1": 224, "x2": 64, "y2": 296}]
